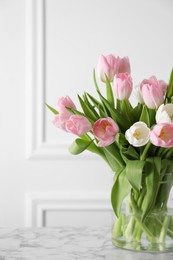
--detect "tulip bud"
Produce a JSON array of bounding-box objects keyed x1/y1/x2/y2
[
  {"x1": 96, "y1": 54, "x2": 120, "y2": 82},
  {"x1": 140, "y1": 76, "x2": 167, "y2": 109},
  {"x1": 113, "y1": 73, "x2": 133, "y2": 100},
  {"x1": 118, "y1": 56, "x2": 131, "y2": 74},
  {"x1": 57, "y1": 96, "x2": 76, "y2": 114},
  {"x1": 53, "y1": 96, "x2": 76, "y2": 131},
  {"x1": 134, "y1": 84, "x2": 144, "y2": 104}
]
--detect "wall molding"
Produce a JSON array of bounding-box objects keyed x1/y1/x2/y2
[
  {"x1": 25, "y1": 0, "x2": 98, "y2": 160},
  {"x1": 25, "y1": 192, "x2": 112, "y2": 227},
  {"x1": 25, "y1": 0, "x2": 46, "y2": 159},
  {"x1": 25, "y1": 190, "x2": 173, "y2": 227}
]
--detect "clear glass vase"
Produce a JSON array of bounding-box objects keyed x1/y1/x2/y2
[
  {"x1": 112, "y1": 207, "x2": 173, "y2": 252},
  {"x1": 112, "y1": 173, "x2": 173, "y2": 252}
]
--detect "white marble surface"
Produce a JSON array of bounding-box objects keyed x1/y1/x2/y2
[{"x1": 0, "y1": 226, "x2": 173, "y2": 260}]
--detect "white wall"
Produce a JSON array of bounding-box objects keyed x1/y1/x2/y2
[{"x1": 0, "y1": 0, "x2": 173, "y2": 227}]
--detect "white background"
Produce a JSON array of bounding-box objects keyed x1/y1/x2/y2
[{"x1": 0, "y1": 0, "x2": 173, "y2": 227}]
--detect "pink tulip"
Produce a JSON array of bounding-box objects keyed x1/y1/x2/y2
[
  {"x1": 159, "y1": 80, "x2": 168, "y2": 94},
  {"x1": 118, "y1": 56, "x2": 131, "y2": 74},
  {"x1": 57, "y1": 96, "x2": 76, "y2": 114},
  {"x1": 113, "y1": 73, "x2": 133, "y2": 100},
  {"x1": 53, "y1": 96, "x2": 76, "y2": 131},
  {"x1": 150, "y1": 123, "x2": 173, "y2": 147},
  {"x1": 52, "y1": 114, "x2": 68, "y2": 131},
  {"x1": 140, "y1": 76, "x2": 167, "y2": 109},
  {"x1": 66, "y1": 115, "x2": 92, "y2": 136},
  {"x1": 96, "y1": 54, "x2": 120, "y2": 82},
  {"x1": 93, "y1": 117, "x2": 119, "y2": 147}
]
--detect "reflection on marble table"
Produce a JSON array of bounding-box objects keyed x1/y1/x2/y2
[{"x1": 0, "y1": 226, "x2": 173, "y2": 260}]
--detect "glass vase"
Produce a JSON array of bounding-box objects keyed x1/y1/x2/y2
[{"x1": 112, "y1": 174, "x2": 173, "y2": 252}]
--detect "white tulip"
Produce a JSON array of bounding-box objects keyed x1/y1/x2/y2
[
  {"x1": 134, "y1": 84, "x2": 144, "y2": 104},
  {"x1": 156, "y1": 104, "x2": 173, "y2": 123},
  {"x1": 125, "y1": 122, "x2": 150, "y2": 147}
]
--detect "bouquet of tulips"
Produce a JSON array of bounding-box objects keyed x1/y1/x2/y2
[{"x1": 47, "y1": 54, "x2": 173, "y2": 250}]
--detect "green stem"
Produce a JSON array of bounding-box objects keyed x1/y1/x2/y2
[
  {"x1": 159, "y1": 216, "x2": 171, "y2": 242},
  {"x1": 105, "y1": 76, "x2": 114, "y2": 107},
  {"x1": 112, "y1": 215, "x2": 123, "y2": 238},
  {"x1": 155, "y1": 217, "x2": 173, "y2": 239},
  {"x1": 140, "y1": 142, "x2": 151, "y2": 161},
  {"x1": 124, "y1": 216, "x2": 136, "y2": 241},
  {"x1": 130, "y1": 195, "x2": 157, "y2": 242},
  {"x1": 93, "y1": 69, "x2": 100, "y2": 93},
  {"x1": 134, "y1": 216, "x2": 157, "y2": 242},
  {"x1": 135, "y1": 225, "x2": 142, "y2": 241},
  {"x1": 132, "y1": 222, "x2": 142, "y2": 241}
]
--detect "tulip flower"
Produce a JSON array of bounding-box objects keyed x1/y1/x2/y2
[
  {"x1": 150, "y1": 123, "x2": 173, "y2": 147},
  {"x1": 159, "y1": 80, "x2": 168, "y2": 94},
  {"x1": 53, "y1": 96, "x2": 76, "y2": 131},
  {"x1": 52, "y1": 114, "x2": 68, "y2": 131},
  {"x1": 156, "y1": 104, "x2": 173, "y2": 123},
  {"x1": 118, "y1": 56, "x2": 131, "y2": 74},
  {"x1": 125, "y1": 122, "x2": 150, "y2": 147},
  {"x1": 140, "y1": 76, "x2": 167, "y2": 109},
  {"x1": 93, "y1": 117, "x2": 119, "y2": 147},
  {"x1": 57, "y1": 95, "x2": 76, "y2": 114},
  {"x1": 96, "y1": 54, "x2": 120, "y2": 82},
  {"x1": 66, "y1": 115, "x2": 92, "y2": 136},
  {"x1": 113, "y1": 73, "x2": 133, "y2": 100},
  {"x1": 134, "y1": 84, "x2": 144, "y2": 104}
]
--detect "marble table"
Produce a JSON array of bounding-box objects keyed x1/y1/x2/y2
[{"x1": 0, "y1": 226, "x2": 173, "y2": 260}]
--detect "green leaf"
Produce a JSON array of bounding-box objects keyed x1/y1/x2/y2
[
  {"x1": 86, "y1": 93, "x2": 107, "y2": 117},
  {"x1": 126, "y1": 160, "x2": 145, "y2": 192},
  {"x1": 45, "y1": 103, "x2": 58, "y2": 114},
  {"x1": 166, "y1": 68, "x2": 173, "y2": 99},
  {"x1": 105, "y1": 74, "x2": 114, "y2": 107},
  {"x1": 111, "y1": 168, "x2": 131, "y2": 217},
  {"x1": 155, "y1": 159, "x2": 173, "y2": 210},
  {"x1": 97, "y1": 104, "x2": 107, "y2": 118},
  {"x1": 97, "y1": 92, "x2": 130, "y2": 131},
  {"x1": 86, "y1": 92, "x2": 102, "y2": 109},
  {"x1": 121, "y1": 146, "x2": 140, "y2": 161},
  {"x1": 77, "y1": 94, "x2": 98, "y2": 122},
  {"x1": 116, "y1": 133, "x2": 140, "y2": 163},
  {"x1": 139, "y1": 105, "x2": 150, "y2": 126},
  {"x1": 69, "y1": 135, "x2": 109, "y2": 165},
  {"x1": 141, "y1": 157, "x2": 161, "y2": 221},
  {"x1": 103, "y1": 149, "x2": 121, "y2": 172},
  {"x1": 148, "y1": 109, "x2": 156, "y2": 127},
  {"x1": 83, "y1": 92, "x2": 100, "y2": 118},
  {"x1": 103, "y1": 144, "x2": 125, "y2": 168},
  {"x1": 132, "y1": 103, "x2": 143, "y2": 122},
  {"x1": 69, "y1": 138, "x2": 94, "y2": 155},
  {"x1": 116, "y1": 133, "x2": 128, "y2": 147},
  {"x1": 164, "y1": 148, "x2": 173, "y2": 158},
  {"x1": 120, "y1": 100, "x2": 134, "y2": 125},
  {"x1": 155, "y1": 178, "x2": 173, "y2": 210},
  {"x1": 66, "y1": 107, "x2": 84, "y2": 116},
  {"x1": 102, "y1": 143, "x2": 125, "y2": 171},
  {"x1": 92, "y1": 73, "x2": 112, "y2": 117}
]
